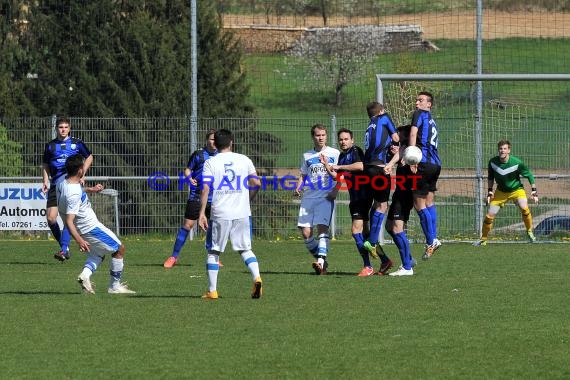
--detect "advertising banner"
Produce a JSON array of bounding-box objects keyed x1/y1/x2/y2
[{"x1": 0, "y1": 183, "x2": 62, "y2": 230}]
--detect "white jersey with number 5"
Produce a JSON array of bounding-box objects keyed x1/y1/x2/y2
[{"x1": 203, "y1": 151, "x2": 256, "y2": 220}]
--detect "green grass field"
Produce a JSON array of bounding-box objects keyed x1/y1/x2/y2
[{"x1": 1, "y1": 239, "x2": 568, "y2": 379}]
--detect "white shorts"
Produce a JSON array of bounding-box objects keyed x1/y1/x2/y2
[
  {"x1": 297, "y1": 197, "x2": 334, "y2": 228},
  {"x1": 206, "y1": 217, "x2": 252, "y2": 253},
  {"x1": 83, "y1": 223, "x2": 121, "y2": 258}
]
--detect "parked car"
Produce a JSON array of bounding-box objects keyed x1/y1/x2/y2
[{"x1": 534, "y1": 216, "x2": 570, "y2": 236}]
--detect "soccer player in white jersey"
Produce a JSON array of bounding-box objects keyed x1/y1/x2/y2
[
  {"x1": 198, "y1": 129, "x2": 262, "y2": 300},
  {"x1": 57, "y1": 154, "x2": 135, "y2": 295},
  {"x1": 294, "y1": 124, "x2": 340, "y2": 275}
]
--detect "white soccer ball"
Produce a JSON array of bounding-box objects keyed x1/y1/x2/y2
[{"x1": 403, "y1": 146, "x2": 422, "y2": 165}]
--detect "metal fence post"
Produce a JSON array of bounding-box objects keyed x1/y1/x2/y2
[{"x1": 330, "y1": 114, "x2": 337, "y2": 239}]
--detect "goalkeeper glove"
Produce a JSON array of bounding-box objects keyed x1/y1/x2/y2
[{"x1": 486, "y1": 188, "x2": 494, "y2": 205}]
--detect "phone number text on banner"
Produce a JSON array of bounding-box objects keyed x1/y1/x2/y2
[{"x1": 0, "y1": 183, "x2": 51, "y2": 230}]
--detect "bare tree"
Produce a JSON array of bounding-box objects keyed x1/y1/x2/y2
[{"x1": 288, "y1": 26, "x2": 375, "y2": 107}]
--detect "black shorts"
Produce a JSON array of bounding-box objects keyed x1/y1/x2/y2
[
  {"x1": 349, "y1": 198, "x2": 372, "y2": 221},
  {"x1": 388, "y1": 190, "x2": 414, "y2": 222},
  {"x1": 184, "y1": 200, "x2": 211, "y2": 220},
  {"x1": 412, "y1": 163, "x2": 441, "y2": 198},
  {"x1": 46, "y1": 186, "x2": 57, "y2": 208},
  {"x1": 364, "y1": 165, "x2": 391, "y2": 203}
]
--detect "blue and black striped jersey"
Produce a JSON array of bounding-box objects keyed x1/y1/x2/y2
[
  {"x1": 364, "y1": 114, "x2": 398, "y2": 165},
  {"x1": 411, "y1": 109, "x2": 441, "y2": 166},
  {"x1": 42, "y1": 137, "x2": 91, "y2": 185},
  {"x1": 186, "y1": 147, "x2": 217, "y2": 202},
  {"x1": 338, "y1": 146, "x2": 369, "y2": 201}
]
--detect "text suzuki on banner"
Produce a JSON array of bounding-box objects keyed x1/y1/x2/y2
[{"x1": 0, "y1": 183, "x2": 62, "y2": 230}]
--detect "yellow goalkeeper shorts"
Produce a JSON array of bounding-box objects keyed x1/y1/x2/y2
[{"x1": 490, "y1": 188, "x2": 527, "y2": 207}]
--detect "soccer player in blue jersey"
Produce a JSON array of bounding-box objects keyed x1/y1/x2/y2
[
  {"x1": 409, "y1": 91, "x2": 442, "y2": 259},
  {"x1": 41, "y1": 116, "x2": 94, "y2": 262},
  {"x1": 386, "y1": 125, "x2": 418, "y2": 276},
  {"x1": 163, "y1": 130, "x2": 218, "y2": 268},
  {"x1": 362, "y1": 102, "x2": 399, "y2": 270},
  {"x1": 321, "y1": 128, "x2": 393, "y2": 276}
]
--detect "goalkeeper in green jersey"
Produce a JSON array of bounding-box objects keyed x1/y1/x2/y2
[{"x1": 474, "y1": 140, "x2": 539, "y2": 246}]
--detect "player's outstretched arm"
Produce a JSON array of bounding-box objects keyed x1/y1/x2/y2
[{"x1": 85, "y1": 183, "x2": 104, "y2": 193}]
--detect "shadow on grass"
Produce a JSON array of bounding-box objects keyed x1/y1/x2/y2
[
  {"x1": 0, "y1": 291, "x2": 203, "y2": 298},
  {"x1": 260, "y1": 270, "x2": 358, "y2": 277},
  {"x1": 129, "y1": 294, "x2": 202, "y2": 299},
  {"x1": 128, "y1": 263, "x2": 194, "y2": 267},
  {"x1": 0, "y1": 262, "x2": 198, "y2": 268},
  {"x1": 0, "y1": 261, "x2": 56, "y2": 265},
  {"x1": 0, "y1": 290, "x2": 81, "y2": 295}
]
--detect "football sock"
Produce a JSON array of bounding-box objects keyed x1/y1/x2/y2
[
  {"x1": 304, "y1": 236, "x2": 318, "y2": 256},
  {"x1": 393, "y1": 231, "x2": 413, "y2": 270},
  {"x1": 359, "y1": 247, "x2": 372, "y2": 267},
  {"x1": 172, "y1": 227, "x2": 190, "y2": 258},
  {"x1": 317, "y1": 233, "x2": 329, "y2": 256},
  {"x1": 79, "y1": 267, "x2": 93, "y2": 278},
  {"x1": 482, "y1": 214, "x2": 494, "y2": 239},
  {"x1": 352, "y1": 233, "x2": 371, "y2": 267},
  {"x1": 369, "y1": 211, "x2": 384, "y2": 245},
  {"x1": 109, "y1": 257, "x2": 124, "y2": 288},
  {"x1": 83, "y1": 254, "x2": 103, "y2": 274},
  {"x1": 241, "y1": 250, "x2": 260, "y2": 280},
  {"x1": 48, "y1": 222, "x2": 61, "y2": 245},
  {"x1": 417, "y1": 208, "x2": 434, "y2": 245},
  {"x1": 375, "y1": 244, "x2": 390, "y2": 264},
  {"x1": 206, "y1": 253, "x2": 220, "y2": 292},
  {"x1": 427, "y1": 204, "x2": 438, "y2": 241},
  {"x1": 352, "y1": 232, "x2": 365, "y2": 250},
  {"x1": 521, "y1": 207, "x2": 533, "y2": 231},
  {"x1": 60, "y1": 226, "x2": 71, "y2": 253}
]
